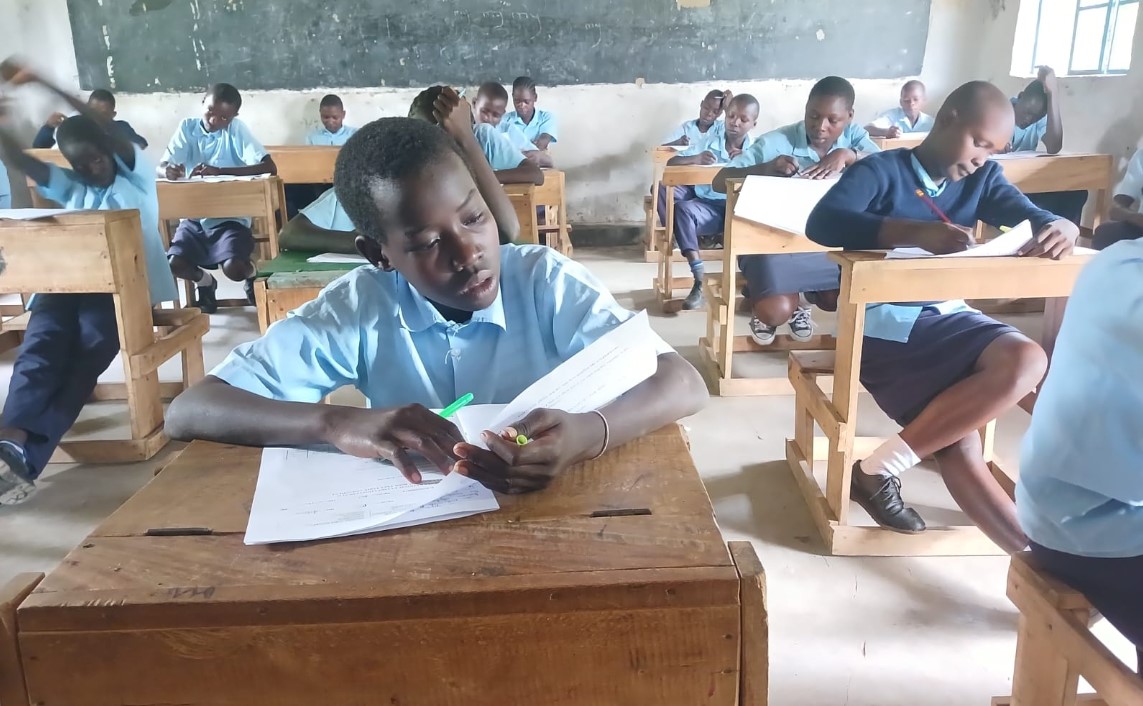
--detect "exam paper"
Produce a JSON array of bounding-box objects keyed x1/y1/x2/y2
[
  {"x1": 157, "y1": 174, "x2": 272, "y2": 183},
  {"x1": 886, "y1": 220, "x2": 1034, "y2": 259},
  {"x1": 732, "y1": 175, "x2": 837, "y2": 235},
  {"x1": 306, "y1": 252, "x2": 370, "y2": 264},
  {"x1": 0, "y1": 208, "x2": 83, "y2": 220},
  {"x1": 990, "y1": 151, "x2": 1056, "y2": 160}
]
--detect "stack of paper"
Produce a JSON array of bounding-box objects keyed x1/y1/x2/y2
[
  {"x1": 732, "y1": 175, "x2": 838, "y2": 235},
  {"x1": 305, "y1": 252, "x2": 370, "y2": 265},
  {"x1": 157, "y1": 174, "x2": 273, "y2": 183},
  {"x1": 886, "y1": 220, "x2": 1034, "y2": 259},
  {"x1": 0, "y1": 208, "x2": 82, "y2": 220}
]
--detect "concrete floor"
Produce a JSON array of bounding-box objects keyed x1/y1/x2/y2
[{"x1": 0, "y1": 246, "x2": 1133, "y2": 705}]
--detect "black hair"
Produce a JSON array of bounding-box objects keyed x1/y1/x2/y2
[
  {"x1": 937, "y1": 80, "x2": 1009, "y2": 123},
  {"x1": 477, "y1": 81, "x2": 509, "y2": 103},
  {"x1": 56, "y1": 115, "x2": 114, "y2": 157},
  {"x1": 901, "y1": 79, "x2": 926, "y2": 94},
  {"x1": 1020, "y1": 78, "x2": 1048, "y2": 111},
  {"x1": 87, "y1": 89, "x2": 115, "y2": 108},
  {"x1": 511, "y1": 76, "x2": 537, "y2": 94},
  {"x1": 334, "y1": 117, "x2": 465, "y2": 244},
  {"x1": 408, "y1": 85, "x2": 446, "y2": 123},
  {"x1": 208, "y1": 82, "x2": 242, "y2": 110},
  {"x1": 319, "y1": 94, "x2": 344, "y2": 109},
  {"x1": 808, "y1": 76, "x2": 856, "y2": 109},
  {"x1": 729, "y1": 93, "x2": 760, "y2": 113},
  {"x1": 704, "y1": 89, "x2": 725, "y2": 102}
]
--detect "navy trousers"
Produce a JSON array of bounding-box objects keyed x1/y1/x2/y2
[
  {"x1": 1092, "y1": 220, "x2": 1143, "y2": 250},
  {"x1": 1027, "y1": 190, "x2": 1089, "y2": 226},
  {"x1": 2, "y1": 294, "x2": 120, "y2": 476},
  {"x1": 656, "y1": 185, "x2": 726, "y2": 254}
]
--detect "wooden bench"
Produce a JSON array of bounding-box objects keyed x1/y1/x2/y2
[
  {"x1": 993, "y1": 553, "x2": 1143, "y2": 706},
  {"x1": 504, "y1": 168, "x2": 573, "y2": 256},
  {"x1": 652, "y1": 163, "x2": 728, "y2": 311},
  {"x1": 644, "y1": 145, "x2": 675, "y2": 262},
  {"x1": 785, "y1": 251, "x2": 1092, "y2": 556},
  {"x1": 698, "y1": 179, "x2": 837, "y2": 397},
  {"x1": 0, "y1": 210, "x2": 208, "y2": 464}
]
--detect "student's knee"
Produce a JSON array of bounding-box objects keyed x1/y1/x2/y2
[
  {"x1": 933, "y1": 432, "x2": 982, "y2": 467},
  {"x1": 807, "y1": 289, "x2": 839, "y2": 312},
  {"x1": 750, "y1": 293, "x2": 797, "y2": 326},
  {"x1": 221, "y1": 258, "x2": 254, "y2": 281},
  {"x1": 167, "y1": 254, "x2": 198, "y2": 279},
  {"x1": 982, "y1": 336, "x2": 1048, "y2": 396}
]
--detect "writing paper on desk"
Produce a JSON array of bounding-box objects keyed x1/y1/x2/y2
[
  {"x1": 732, "y1": 175, "x2": 837, "y2": 235},
  {"x1": 157, "y1": 174, "x2": 272, "y2": 183},
  {"x1": 245, "y1": 446, "x2": 498, "y2": 545},
  {"x1": 0, "y1": 208, "x2": 83, "y2": 220},
  {"x1": 886, "y1": 220, "x2": 1034, "y2": 259},
  {"x1": 990, "y1": 151, "x2": 1055, "y2": 160},
  {"x1": 306, "y1": 252, "x2": 370, "y2": 265}
]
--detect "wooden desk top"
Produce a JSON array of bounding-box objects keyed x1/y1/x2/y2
[
  {"x1": 156, "y1": 177, "x2": 281, "y2": 220},
  {"x1": 994, "y1": 152, "x2": 1113, "y2": 193},
  {"x1": 661, "y1": 163, "x2": 722, "y2": 186},
  {"x1": 266, "y1": 145, "x2": 340, "y2": 184},
  {"x1": 21, "y1": 424, "x2": 733, "y2": 631}
]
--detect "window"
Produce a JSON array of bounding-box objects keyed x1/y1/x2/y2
[{"x1": 1012, "y1": 0, "x2": 1138, "y2": 76}]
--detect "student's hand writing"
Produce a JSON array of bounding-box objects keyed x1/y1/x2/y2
[
  {"x1": 886, "y1": 126, "x2": 903, "y2": 139},
  {"x1": 1037, "y1": 65, "x2": 1057, "y2": 95},
  {"x1": 433, "y1": 86, "x2": 474, "y2": 143},
  {"x1": 801, "y1": 149, "x2": 853, "y2": 180},
  {"x1": 164, "y1": 164, "x2": 186, "y2": 180},
  {"x1": 913, "y1": 222, "x2": 975, "y2": 254},
  {"x1": 765, "y1": 155, "x2": 800, "y2": 177},
  {"x1": 190, "y1": 163, "x2": 222, "y2": 177},
  {"x1": 1019, "y1": 219, "x2": 1077, "y2": 259},
  {"x1": 451, "y1": 409, "x2": 605, "y2": 494},
  {"x1": 697, "y1": 150, "x2": 718, "y2": 166},
  {"x1": 322, "y1": 404, "x2": 465, "y2": 483},
  {"x1": 45, "y1": 112, "x2": 66, "y2": 128},
  {"x1": 677, "y1": 135, "x2": 690, "y2": 146}
]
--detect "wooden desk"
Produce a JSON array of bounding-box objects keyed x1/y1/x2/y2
[
  {"x1": 653, "y1": 164, "x2": 725, "y2": 311},
  {"x1": 266, "y1": 145, "x2": 340, "y2": 184},
  {"x1": 644, "y1": 146, "x2": 677, "y2": 261},
  {"x1": 503, "y1": 169, "x2": 572, "y2": 256},
  {"x1": 2, "y1": 426, "x2": 768, "y2": 706},
  {"x1": 157, "y1": 177, "x2": 283, "y2": 261},
  {"x1": 996, "y1": 153, "x2": 1114, "y2": 229},
  {"x1": 254, "y1": 268, "x2": 354, "y2": 333},
  {"x1": 698, "y1": 179, "x2": 835, "y2": 397},
  {"x1": 785, "y1": 251, "x2": 1092, "y2": 556},
  {"x1": 871, "y1": 133, "x2": 927, "y2": 150}
]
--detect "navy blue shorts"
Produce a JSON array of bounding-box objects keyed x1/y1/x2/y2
[
  {"x1": 168, "y1": 219, "x2": 254, "y2": 269},
  {"x1": 737, "y1": 253, "x2": 840, "y2": 298}
]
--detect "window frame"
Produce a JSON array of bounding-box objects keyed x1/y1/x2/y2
[{"x1": 1027, "y1": 0, "x2": 1137, "y2": 76}]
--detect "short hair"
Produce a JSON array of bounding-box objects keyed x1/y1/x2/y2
[
  {"x1": 1021, "y1": 78, "x2": 1048, "y2": 106},
  {"x1": 334, "y1": 117, "x2": 465, "y2": 244},
  {"x1": 808, "y1": 76, "x2": 856, "y2": 109},
  {"x1": 477, "y1": 81, "x2": 509, "y2": 103},
  {"x1": 56, "y1": 115, "x2": 113, "y2": 155},
  {"x1": 512, "y1": 76, "x2": 537, "y2": 94},
  {"x1": 729, "y1": 93, "x2": 760, "y2": 113},
  {"x1": 87, "y1": 89, "x2": 115, "y2": 108},
  {"x1": 901, "y1": 80, "x2": 926, "y2": 94},
  {"x1": 704, "y1": 89, "x2": 725, "y2": 102},
  {"x1": 936, "y1": 80, "x2": 1010, "y2": 123},
  {"x1": 319, "y1": 94, "x2": 344, "y2": 110},
  {"x1": 208, "y1": 82, "x2": 242, "y2": 110},
  {"x1": 408, "y1": 85, "x2": 446, "y2": 123}
]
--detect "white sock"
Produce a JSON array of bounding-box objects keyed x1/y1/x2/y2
[
  {"x1": 194, "y1": 270, "x2": 215, "y2": 288},
  {"x1": 861, "y1": 434, "x2": 921, "y2": 477}
]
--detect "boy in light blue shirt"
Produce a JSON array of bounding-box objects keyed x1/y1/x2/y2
[
  {"x1": 278, "y1": 187, "x2": 358, "y2": 254},
  {"x1": 304, "y1": 94, "x2": 357, "y2": 146},
  {"x1": 657, "y1": 94, "x2": 759, "y2": 310},
  {"x1": 503, "y1": 76, "x2": 558, "y2": 150},
  {"x1": 662, "y1": 89, "x2": 731, "y2": 147},
  {"x1": 159, "y1": 83, "x2": 278, "y2": 314},
  {"x1": 865, "y1": 80, "x2": 934, "y2": 138},
  {"x1": 713, "y1": 76, "x2": 880, "y2": 345},
  {"x1": 0, "y1": 60, "x2": 178, "y2": 504},
  {"x1": 471, "y1": 81, "x2": 553, "y2": 168},
  {"x1": 165, "y1": 117, "x2": 707, "y2": 494},
  {"x1": 1018, "y1": 240, "x2": 1143, "y2": 672}
]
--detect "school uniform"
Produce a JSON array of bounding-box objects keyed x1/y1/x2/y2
[
  {"x1": 1093, "y1": 149, "x2": 1143, "y2": 250},
  {"x1": 655, "y1": 131, "x2": 754, "y2": 253},
  {"x1": 211, "y1": 244, "x2": 672, "y2": 406},
  {"x1": 732, "y1": 122, "x2": 881, "y2": 298},
  {"x1": 499, "y1": 123, "x2": 538, "y2": 152},
  {"x1": 1017, "y1": 240, "x2": 1143, "y2": 666},
  {"x1": 2, "y1": 146, "x2": 177, "y2": 476},
  {"x1": 473, "y1": 124, "x2": 528, "y2": 170},
  {"x1": 869, "y1": 107, "x2": 934, "y2": 134},
  {"x1": 0, "y1": 159, "x2": 10, "y2": 209},
  {"x1": 805, "y1": 148, "x2": 1059, "y2": 424},
  {"x1": 1007, "y1": 97, "x2": 1088, "y2": 223},
  {"x1": 32, "y1": 119, "x2": 148, "y2": 150},
  {"x1": 664, "y1": 119, "x2": 725, "y2": 145},
  {"x1": 299, "y1": 187, "x2": 355, "y2": 232},
  {"x1": 501, "y1": 109, "x2": 558, "y2": 145},
  {"x1": 304, "y1": 124, "x2": 358, "y2": 147},
  {"x1": 162, "y1": 117, "x2": 269, "y2": 268}
]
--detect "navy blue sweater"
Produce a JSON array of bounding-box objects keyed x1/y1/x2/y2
[
  {"x1": 806, "y1": 149, "x2": 1059, "y2": 250},
  {"x1": 33, "y1": 120, "x2": 148, "y2": 150}
]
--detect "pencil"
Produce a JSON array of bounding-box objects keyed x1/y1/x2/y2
[{"x1": 914, "y1": 188, "x2": 952, "y2": 224}]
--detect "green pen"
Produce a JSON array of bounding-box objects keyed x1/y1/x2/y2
[{"x1": 439, "y1": 392, "x2": 474, "y2": 419}]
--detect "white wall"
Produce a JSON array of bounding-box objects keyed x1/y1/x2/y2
[{"x1": 4, "y1": 0, "x2": 994, "y2": 220}]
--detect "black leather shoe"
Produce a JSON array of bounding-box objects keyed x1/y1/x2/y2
[
  {"x1": 681, "y1": 282, "x2": 705, "y2": 310},
  {"x1": 195, "y1": 280, "x2": 218, "y2": 315},
  {"x1": 851, "y1": 462, "x2": 926, "y2": 534}
]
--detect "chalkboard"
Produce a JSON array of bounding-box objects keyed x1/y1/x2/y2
[{"x1": 68, "y1": 0, "x2": 931, "y2": 93}]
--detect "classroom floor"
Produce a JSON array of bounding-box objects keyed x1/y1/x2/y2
[{"x1": 0, "y1": 246, "x2": 1133, "y2": 706}]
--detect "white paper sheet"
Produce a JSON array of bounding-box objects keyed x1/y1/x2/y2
[
  {"x1": 0, "y1": 208, "x2": 83, "y2": 220},
  {"x1": 157, "y1": 174, "x2": 272, "y2": 183},
  {"x1": 305, "y1": 253, "x2": 370, "y2": 264},
  {"x1": 990, "y1": 151, "x2": 1055, "y2": 160},
  {"x1": 732, "y1": 175, "x2": 838, "y2": 235},
  {"x1": 886, "y1": 219, "x2": 1034, "y2": 259}
]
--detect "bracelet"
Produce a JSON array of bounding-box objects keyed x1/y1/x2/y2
[{"x1": 589, "y1": 409, "x2": 610, "y2": 461}]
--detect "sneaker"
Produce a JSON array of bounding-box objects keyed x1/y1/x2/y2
[
  {"x1": 244, "y1": 278, "x2": 257, "y2": 306},
  {"x1": 787, "y1": 306, "x2": 814, "y2": 342},
  {"x1": 749, "y1": 317, "x2": 777, "y2": 346},
  {"x1": 681, "y1": 282, "x2": 705, "y2": 310},
  {"x1": 850, "y1": 462, "x2": 926, "y2": 534},
  {"x1": 194, "y1": 280, "x2": 218, "y2": 315},
  {"x1": 0, "y1": 442, "x2": 35, "y2": 505}
]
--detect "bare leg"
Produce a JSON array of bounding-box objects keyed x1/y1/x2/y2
[
  {"x1": 933, "y1": 433, "x2": 1026, "y2": 553},
  {"x1": 168, "y1": 254, "x2": 203, "y2": 283},
  {"x1": 750, "y1": 293, "x2": 799, "y2": 327},
  {"x1": 222, "y1": 258, "x2": 256, "y2": 282}
]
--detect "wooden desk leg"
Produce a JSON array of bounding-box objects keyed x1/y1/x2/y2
[
  {"x1": 1041, "y1": 297, "x2": 1068, "y2": 360},
  {"x1": 825, "y1": 286, "x2": 867, "y2": 525},
  {"x1": 729, "y1": 542, "x2": 768, "y2": 706},
  {"x1": 1009, "y1": 611, "x2": 1084, "y2": 706},
  {"x1": 255, "y1": 279, "x2": 270, "y2": 335},
  {"x1": 265, "y1": 182, "x2": 280, "y2": 259},
  {"x1": 660, "y1": 187, "x2": 677, "y2": 302},
  {"x1": 114, "y1": 293, "x2": 164, "y2": 445},
  {"x1": 719, "y1": 249, "x2": 738, "y2": 382},
  {"x1": 0, "y1": 572, "x2": 43, "y2": 706}
]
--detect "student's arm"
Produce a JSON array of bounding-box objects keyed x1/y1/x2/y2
[
  {"x1": 662, "y1": 136, "x2": 689, "y2": 147},
  {"x1": 978, "y1": 165, "x2": 1077, "y2": 258},
  {"x1": 863, "y1": 112, "x2": 897, "y2": 138},
  {"x1": 523, "y1": 149, "x2": 554, "y2": 168},
  {"x1": 532, "y1": 133, "x2": 554, "y2": 150},
  {"x1": 712, "y1": 140, "x2": 800, "y2": 192},
  {"x1": 31, "y1": 121, "x2": 59, "y2": 148},
  {"x1": 494, "y1": 160, "x2": 544, "y2": 185},
  {"x1": 192, "y1": 155, "x2": 276, "y2": 177},
  {"x1": 278, "y1": 214, "x2": 359, "y2": 254},
  {"x1": 1038, "y1": 67, "x2": 1063, "y2": 154},
  {"x1": 119, "y1": 121, "x2": 148, "y2": 149},
  {"x1": 668, "y1": 150, "x2": 718, "y2": 166}
]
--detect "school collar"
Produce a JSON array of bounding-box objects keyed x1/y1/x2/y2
[
  {"x1": 909, "y1": 150, "x2": 947, "y2": 197},
  {"x1": 394, "y1": 274, "x2": 507, "y2": 333}
]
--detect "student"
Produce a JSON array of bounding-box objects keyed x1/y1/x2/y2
[
  {"x1": 471, "y1": 81, "x2": 552, "y2": 167},
  {"x1": 159, "y1": 83, "x2": 278, "y2": 314},
  {"x1": 501, "y1": 76, "x2": 557, "y2": 151},
  {"x1": 304, "y1": 94, "x2": 357, "y2": 146},
  {"x1": 1090, "y1": 147, "x2": 1143, "y2": 250},
  {"x1": 278, "y1": 187, "x2": 358, "y2": 255},
  {"x1": 32, "y1": 88, "x2": 148, "y2": 149},
  {"x1": 713, "y1": 76, "x2": 880, "y2": 344},
  {"x1": 865, "y1": 80, "x2": 934, "y2": 138},
  {"x1": 164, "y1": 117, "x2": 708, "y2": 492},
  {"x1": 1007, "y1": 66, "x2": 1087, "y2": 224},
  {"x1": 1016, "y1": 240, "x2": 1143, "y2": 674},
  {"x1": 657, "y1": 94, "x2": 760, "y2": 310},
  {"x1": 0, "y1": 60, "x2": 177, "y2": 504},
  {"x1": 803, "y1": 80, "x2": 1078, "y2": 551},
  {"x1": 662, "y1": 89, "x2": 732, "y2": 147}
]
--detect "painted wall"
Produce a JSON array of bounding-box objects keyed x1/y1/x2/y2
[{"x1": 4, "y1": 0, "x2": 991, "y2": 220}]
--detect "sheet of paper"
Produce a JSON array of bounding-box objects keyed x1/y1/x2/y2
[
  {"x1": 157, "y1": 174, "x2": 272, "y2": 183},
  {"x1": 732, "y1": 175, "x2": 838, "y2": 235},
  {"x1": 306, "y1": 252, "x2": 371, "y2": 264},
  {"x1": 453, "y1": 404, "x2": 508, "y2": 441},
  {"x1": 886, "y1": 219, "x2": 1034, "y2": 259},
  {"x1": 245, "y1": 446, "x2": 498, "y2": 545},
  {"x1": 0, "y1": 208, "x2": 83, "y2": 220},
  {"x1": 990, "y1": 151, "x2": 1054, "y2": 160}
]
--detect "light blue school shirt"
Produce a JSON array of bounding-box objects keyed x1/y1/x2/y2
[
  {"x1": 678, "y1": 131, "x2": 754, "y2": 201},
  {"x1": 499, "y1": 123, "x2": 537, "y2": 151},
  {"x1": 210, "y1": 244, "x2": 673, "y2": 408},
  {"x1": 870, "y1": 107, "x2": 935, "y2": 134},
  {"x1": 304, "y1": 124, "x2": 358, "y2": 147},
  {"x1": 728, "y1": 121, "x2": 880, "y2": 172},
  {"x1": 473, "y1": 124, "x2": 527, "y2": 171},
  {"x1": 300, "y1": 188, "x2": 355, "y2": 232},
  {"x1": 1008, "y1": 98, "x2": 1048, "y2": 152},
  {"x1": 36, "y1": 145, "x2": 178, "y2": 306},
  {"x1": 501, "y1": 108, "x2": 558, "y2": 144},
  {"x1": 161, "y1": 117, "x2": 269, "y2": 231},
  {"x1": 0, "y1": 159, "x2": 10, "y2": 209},
  {"x1": 1017, "y1": 240, "x2": 1143, "y2": 558},
  {"x1": 665, "y1": 118, "x2": 725, "y2": 145}
]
